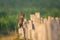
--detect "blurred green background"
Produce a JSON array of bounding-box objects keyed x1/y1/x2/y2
[{"x1": 0, "y1": 0, "x2": 60, "y2": 35}]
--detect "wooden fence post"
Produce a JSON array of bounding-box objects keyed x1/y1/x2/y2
[{"x1": 47, "y1": 16, "x2": 52, "y2": 40}]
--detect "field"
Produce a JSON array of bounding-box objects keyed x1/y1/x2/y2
[{"x1": 0, "y1": 32, "x2": 17, "y2": 40}]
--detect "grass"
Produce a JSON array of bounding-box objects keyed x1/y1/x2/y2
[
  {"x1": 0, "y1": 32, "x2": 17, "y2": 40},
  {"x1": 0, "y1": 32, "x2": 32, "y2": 40}
]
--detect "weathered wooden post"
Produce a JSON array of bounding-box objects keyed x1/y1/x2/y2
[
  {"x1": 30, "y1": 14, "x2": 36, "y2": 40},
  {"x1": 47, "y1": 16, "x2": 52, "y2": 40},
  {"x1": 58, "y1": 18, "x2": 60, "y2": 40},
  {"x1": 23, "y1": 19, "x2": 28, "y2": 40},
  {"x1": 18, "y1": 13, "x2": 29, "y2": 40},
  {"x1": 51, "y1": 17, "x2": 59, "y2": 40},
  {"x1": 49, "y1": 17, "x2": 55, "y2": 40},
  {"x1": 35, "y1": 12, "x2": 42, "y2": 40},
  {"x1": 18, "y1": 13, "x2": 25, "y2": 39},
  {"x1": 44, "y1": 18, "x2": 48, "y2": 40},
  {"x1": 55, "y1": 17, "x2": 59, "y2": 40},
  {"x1": 27, "y1": 20, "x2": 32, "y2": 40}
]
